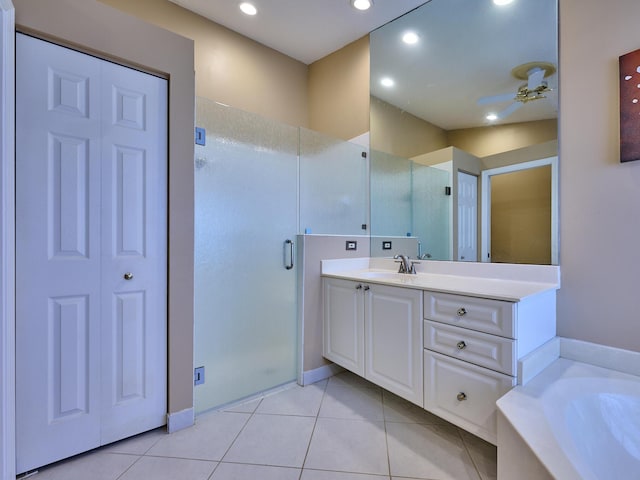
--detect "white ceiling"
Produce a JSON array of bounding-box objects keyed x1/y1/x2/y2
[
  {"x1": 370, "y1": 0, "x2": 558, "y2": 130},
  {"x1": 170, "y1": 0, "x2": 558, "y2": 130},
  {"x1": 168, "y1": 0, "x2": 428, "y2": 65}
]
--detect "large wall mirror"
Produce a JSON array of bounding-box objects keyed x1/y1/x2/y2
[{"x1": 369, "y1": 0, "x2": 558, "y2": 265}]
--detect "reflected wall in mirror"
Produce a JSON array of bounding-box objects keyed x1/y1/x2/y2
[{"x1": 369, "y1": 0, "x2": 558, "y2": 265}]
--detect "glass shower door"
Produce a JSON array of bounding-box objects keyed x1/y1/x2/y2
[{"x1": 194, "y1": 98, "x2": 298, "y2": 412}]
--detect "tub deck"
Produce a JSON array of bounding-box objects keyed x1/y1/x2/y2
[{"x1": 497, "y1": 358, "x2": 640, "y2": 480}]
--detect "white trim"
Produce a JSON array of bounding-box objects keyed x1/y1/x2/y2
[
  {"x1": 480, "y1": 156, "x2": 558, "y2": 264},
  {"x1": 302, "y1": 363, "x2": 344, "y2": 386},
  {"x1": 166, "y1": 407, "x2": 194, "y2": 433},
  {"x1": 0, "y1": 2, "x2": 15, "y2": 479}
]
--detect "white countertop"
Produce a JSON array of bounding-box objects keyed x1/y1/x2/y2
[{"x1": 321, "y1": 258, "x2": 560, "y2": 302}]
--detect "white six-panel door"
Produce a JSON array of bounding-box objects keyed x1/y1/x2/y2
[
  {"x1": 457, "y1": 171, "x2": 478, "y2": 262},
  {"x1": 15, "y1": 33, "x2": 167, "y2": 474}
]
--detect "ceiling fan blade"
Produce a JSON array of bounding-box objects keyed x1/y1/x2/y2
[
  {"x1": 527, "y1": 67, "x2": 545, "y2": 90},
  {"x1": 496, "y1": 101, "x2": 523, "y2": 119},
  {"x1": 477, "y1": 92, "x2": 515, "y2": 106}
]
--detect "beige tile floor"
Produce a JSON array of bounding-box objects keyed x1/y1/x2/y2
[{"x1": 26, "y1": 371, "x2": 497, "y2": 480}]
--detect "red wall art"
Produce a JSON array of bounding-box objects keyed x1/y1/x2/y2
[{"x1": 620, "y1": 48, "x2": 640, "y2": 162}]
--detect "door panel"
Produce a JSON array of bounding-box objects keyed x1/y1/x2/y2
[
  {"x1": 16, "y1": 33, "x2": 102, "y2": 474},
  {"x1": 100, "y1": 59, "x2": 167, "y2": 445},
  {"x1": 16, "y1": 34, "x2": 167, "y2": 473}
]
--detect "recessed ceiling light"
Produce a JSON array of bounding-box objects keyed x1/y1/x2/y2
[
  {"x1": 380, "y1": 77, "x2": 394, "y2": 87},
  {"x1": 402, "y1": 32, "x2": 420, "y2": 45},
  {"x1": 239, "y1": 2, "x2": 257, "y2": 15},
  {"x1": 493, "y1": 0, "x2": 514, "y2": 5},
  {"x1": 486, "y1": 113, "x2": 498, "y2": 121},
  {"x1": 351, "y1": 0, "x2": 373, "y2": 11}
]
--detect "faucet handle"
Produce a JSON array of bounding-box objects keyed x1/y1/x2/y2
[{"x1": 409, "y1": 261, "x2": 420, "y2": 274}]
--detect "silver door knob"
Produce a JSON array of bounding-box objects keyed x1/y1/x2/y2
[
  {"x1": 457, "y1": 392, "x2": 467, "y2": 402},
  {"x1": 124, "y1": 272, "x2": 133, "y2": 280}
]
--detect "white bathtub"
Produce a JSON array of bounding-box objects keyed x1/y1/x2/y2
[{"x1": 497, "y1": 356, "x2": 640, "y2": 479}]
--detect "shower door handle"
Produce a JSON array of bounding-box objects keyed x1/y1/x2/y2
[{"x1": 284, "y1": 239, "x2": 294, "y2": 270}]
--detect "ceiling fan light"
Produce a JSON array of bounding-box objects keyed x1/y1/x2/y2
[{"x1": 351, "y1": 0, "x2": 373, "y2": 11}]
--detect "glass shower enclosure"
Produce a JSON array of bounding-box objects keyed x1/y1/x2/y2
[
  {"x1": 194, "y1": 98, "x2": 368, "y2": 413},
  {"x1": 195, "y1": 99, "x2": 299, "y2": 412}
]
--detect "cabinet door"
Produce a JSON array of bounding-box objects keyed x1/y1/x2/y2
[
  {"x1": 365, "y1": 285, "x2": 423, "y2": 406},
  {"x1": 323, "y1": 278, "x2": 364, "y2": 376}
]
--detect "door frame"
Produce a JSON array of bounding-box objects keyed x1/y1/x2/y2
[
  {"x1": 0, "y1": 2, "x2": 16, "y2": 479},
  {"x1": 480, "y1": 156, "x2": 558, "y2": 264}
]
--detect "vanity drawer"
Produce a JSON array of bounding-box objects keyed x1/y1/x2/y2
[
  {"x1": 423, "y1": 291, "x2": 515, "y2": 338},
  {"x1": 424, "y1": 350, "x2": 515, "y2": 445},
  {"x1": 424, "y1": 320, "x2": 516, "y2": 376}
]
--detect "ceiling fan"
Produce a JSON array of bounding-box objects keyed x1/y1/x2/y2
[{"x1": 477, "y1": 62, "x2": 556, "y2": 120}]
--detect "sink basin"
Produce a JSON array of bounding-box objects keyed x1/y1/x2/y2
[{"x1": 355, "y1": 271, "x2": 402, "y2": 280}]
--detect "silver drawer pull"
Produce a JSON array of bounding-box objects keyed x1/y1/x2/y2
[
  {"x1": 457, "y1": 392, "x2": 467, "y2": 402},
  {"x1": 124, "y1": 272, "x2": 133, "y2": 280},
  {"x1": 456, "y1": 341, "x2": 467, "y2": 350},
  {"x1": 457, "y1": 307, "x2": 467, "y2": 317},
  {"x1": 356, "y1": 284, "x2": 363, "y2": 290}
]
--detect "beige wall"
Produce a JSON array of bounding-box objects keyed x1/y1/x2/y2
[
  {"x1": 308, "y1": 36, "x2": 370, "y2": 140},
  {"x1": 15, "y1": 0, "x2": 196, "y2": 414},
  {"x1": 447, "y1": 119, "x2": 558, "y2": 158},
  {"x1": 99, "y1": 0, "x2": 308, "y2": 128},
  {"x1": 557, "y1": 0, "x2": 640, "y2": 352},
  {"x1": 371, "y1": 96, "x2": 449, "y2": 158},
  {"x1": 371, "y1": 99, "x2": 556, "y2": 160},
  {"x1": 491, "y1": 166, "x2": 552, "y2": 265}
]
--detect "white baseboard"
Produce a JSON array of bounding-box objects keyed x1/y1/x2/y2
[
  {"x1": 167, "y1": 407, "x2": 194, "y2": 433},
  {"x1": 302, "y1": 363, "x2": 344, "y2": 386}
]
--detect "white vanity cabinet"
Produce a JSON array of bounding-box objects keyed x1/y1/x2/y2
[
  {"x1": 321, "y1": 258, "x2": 558, "y2": 447},
  {"x1": 423, "y1": 290, "x2": 555, "y2": 444},
  {"x1": 323, "y1": 278, "x2": 423, "y2": 406}
]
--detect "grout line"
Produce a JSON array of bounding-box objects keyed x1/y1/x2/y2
[
  {"x1": 113, "y1": 453, "x2": 145, "y2": 480},
  {"x1": 382, "y1": 391, "x2": 393, "y2": 480},
  {"x1": 297, "y1": 377, "x2": 329, "y2": 479},
  {"x1": 456, "y1": 427, "x2": 484, "y2": 480},
  {"x1": 205, "y1": 397, "x2": 263, "y2": 480}
]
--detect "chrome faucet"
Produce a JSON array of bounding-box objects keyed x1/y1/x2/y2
[{"x1": 394, "y1": 254, "x2": 411, "y2": 274}]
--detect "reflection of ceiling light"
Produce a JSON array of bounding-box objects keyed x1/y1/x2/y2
[
  {"x1": 493, "y1": 0, "x2": 514, "y2": 5},
  {"x1": 239, "y1": 2, "x2": 257, "y2": 15},
  {"x1": 351, "y1": 0, "x2": 373, "y2": 11},
  {"x1": 381, "y1": 77, "x2": 394, "y2": 87},
  {"x1": 402, "y1": 32, "x2": 420, "y2": 45},
  {"x1": 486, "y1": 113, "x2": 498, "y2": 121}
]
